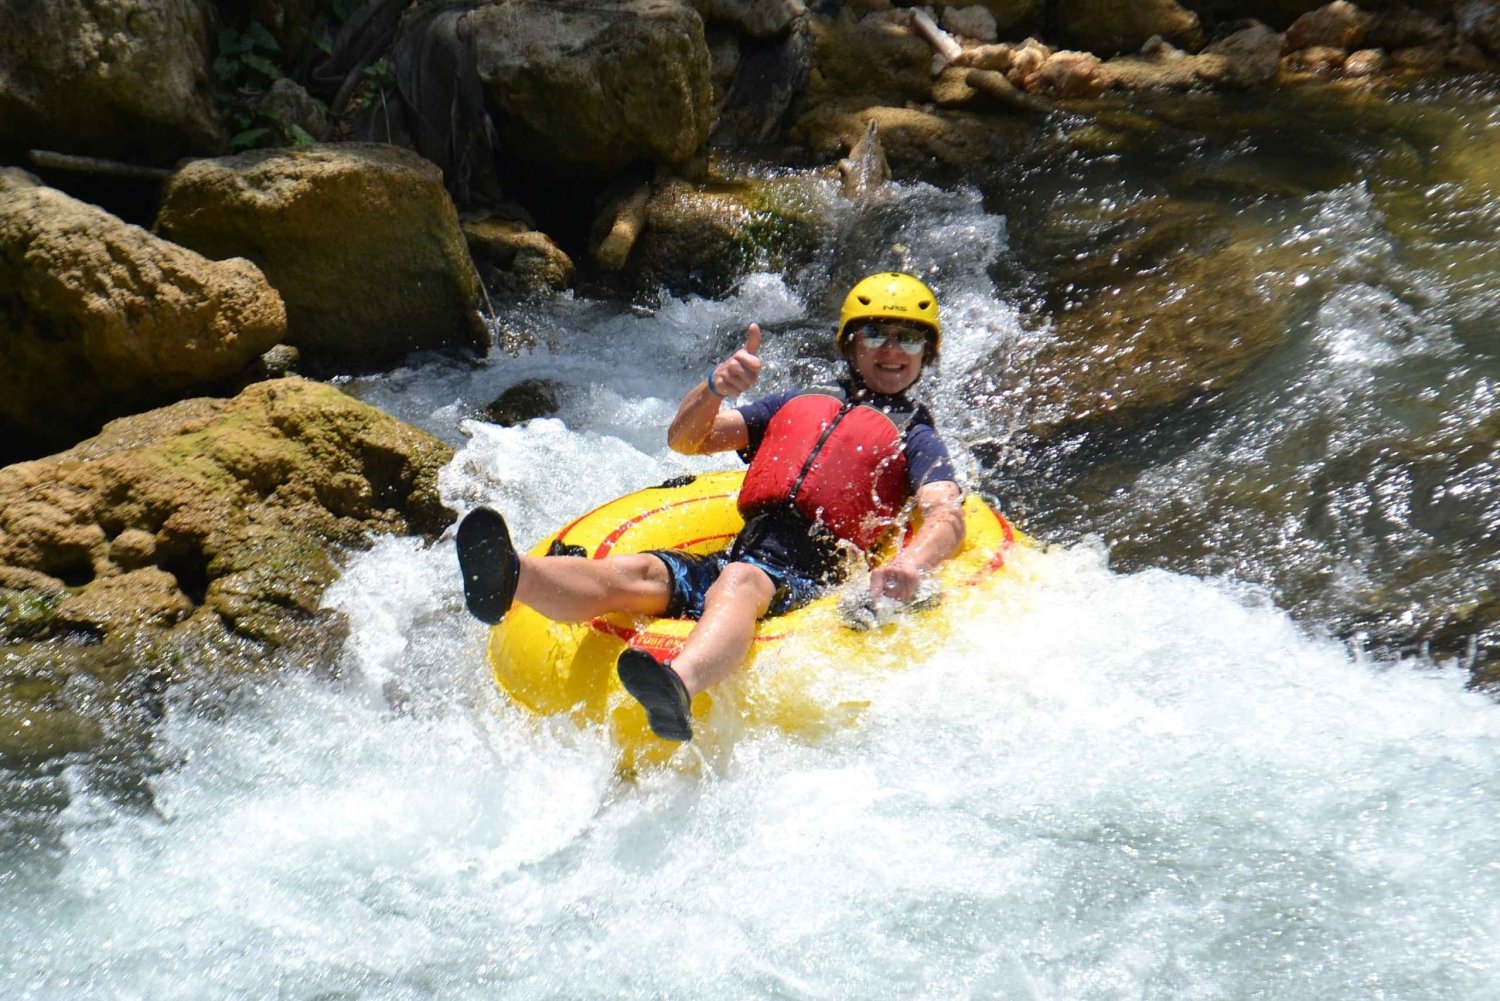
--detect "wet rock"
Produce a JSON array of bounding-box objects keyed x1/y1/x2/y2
[
  {"x1": 0, "y1": 376, "x2": 454, "y2": 761},
  {"x1": 0, "y1": 691, "x2": 102, "y2": 765},
  {"x1": 626, "y1": 177, "x2": 832, "y2": 296},
  {"x1": 708, "y1": 24, "x2": 742, "y2": 106},
  {"x1": 485, "y1": 379, "x2": 565, "y2": 426},
  {"x1": 1343, "y1": 47, "x2": 1390, "y2": 76},
  {"x1": 0, "y1": 0, "x2": 222, "y2": 163},
  {"x1": 837, "y1": 120, "x2": 891, "y2": 199},
  {"x1": 0, "y1": 170, "x2": 286, "y2": 463},
  {"x1": 1054, "y1": 0, "x2": 1203, "y2": 58},
  {"x1": 1000, "y1": 202, "x2": 1292, "y2": 441},
  {"x1": 1105, "y1": 24, "x2": 1283, "y2": 90},
  {"x1": 1201, "y1": 23, "x2": 1286, "y2": 86},
  {"x1": 1105, "y1": 42, "x2": 1210, "y2": 90},
  {"x1": 1033, "y1": 50, "x2": 1116, "y2": 98},
  {"x1": 792, "y1": 103, "x2": 1031, "y2": 182},
  {"x1": 463, "y1": 215, "x2": 575, "y2": 299},
  {"x1": 1283, "y1": 44, "x2": 1352, "y2": 76},
  {"x1": 1286, "y1": 1, "x2": 1370, "y2": 51},
  {"x1": 469, "y1": 0, "x2": 713, "y2": 175},
  {"x1": 691, "y1": 0, "x2": 806, "y2": 37},
  {"x1": 156, "y1": 143, "x2": 485, "y2": 373},
  {"x1": 934, "y1": 66, "x2": 1053, "y2": 111}
]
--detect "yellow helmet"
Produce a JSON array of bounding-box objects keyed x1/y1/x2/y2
[{"x1": 836, "y1": 272, "x2": 941, "y2": 360}]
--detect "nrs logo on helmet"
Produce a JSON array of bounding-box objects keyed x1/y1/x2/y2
[{"x1": 837, "y1": 272, "x2": 941, "y2": 364}]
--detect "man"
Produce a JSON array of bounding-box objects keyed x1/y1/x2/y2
[{"x1": 457, "y1": 272, "x2": 966, "y2": 742}]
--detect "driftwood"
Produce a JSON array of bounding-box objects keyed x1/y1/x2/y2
[
  {"x1": 911, "y1": 8, "x2": 963, "y2": 70},
  {"x1": 27, "y1": 150, "x2": 172, "y2": 181}
]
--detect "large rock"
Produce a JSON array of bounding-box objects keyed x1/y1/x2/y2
[
  {"x1": 0, "y1": 0, "x2": 222, "y2": 163},
  {"x1": 469, "y1": 0, "x2": 713, "y2": 175},
  {"x1": 1053, "y1": 0, "x2": 1203, "y2": 57},
  {"x1": 156, "y1": 144, "x2": 486, "y2": 373},
  {"x1": 0, "y1": 377, "x2": 454, "y2": 763},
  {"x1": 0, "y1": 170, "x2": 286, "y2": 463}
]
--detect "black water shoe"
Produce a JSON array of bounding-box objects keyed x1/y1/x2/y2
[
  {"x1": 456, "y1": 506, "x2": 519, "y2": 625},
  {"x1": 617, "y1": 649, "x2": 693, "y2": 742}
]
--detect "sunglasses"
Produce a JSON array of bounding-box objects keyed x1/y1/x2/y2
[{"x1": 854, "y1": 322, "x2": 931, "y2": 355}]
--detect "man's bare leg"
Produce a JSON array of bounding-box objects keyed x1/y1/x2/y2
[
  {"x1": 515, "y1": 553, "x2": 672, "y2": 622},
  {"x1": 670, "y1": 562, "x2": 774, "y2": 697},
  {"x1": 617, "y1": 561, "x2": 774, "y2": 741}
]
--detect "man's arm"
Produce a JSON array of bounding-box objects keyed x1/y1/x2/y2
[
  {"x1": 869, "y1": 479, "x2": 966, "y2": 602},
  {"x1": 668, "y1": 323, "x2": 760, "y2": 455}
]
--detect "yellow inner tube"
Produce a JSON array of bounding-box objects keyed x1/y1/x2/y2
[{"x1": 489, "y1": 470, "x2": 1031, "y2": 764}]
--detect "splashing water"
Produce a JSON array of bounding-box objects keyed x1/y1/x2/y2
[{"x1": 4, "y1": 181, "x2": 1500, "y2": 1000}]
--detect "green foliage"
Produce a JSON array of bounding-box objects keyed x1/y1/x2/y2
[
  {"x1": 213, "y1": 17, "x2": 330, "y2": 151},
  {"x1": 213, "y1": 22, "x2": 282, "y2": 91},
  {"x1": 0, "y1": 589, "x2": 62, "y2": 642},
  {"x1": 210, "y1": 6, "x2": 400, "y2": 152}
]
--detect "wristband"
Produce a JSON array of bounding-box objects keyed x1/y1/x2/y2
[{"x1": 705, "y1": 367, "x2": 727, "y2": 398}]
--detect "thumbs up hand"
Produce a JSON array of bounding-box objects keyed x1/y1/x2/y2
[{"x1": 708, "y1": 323, "x2": 763, "y2": 398}]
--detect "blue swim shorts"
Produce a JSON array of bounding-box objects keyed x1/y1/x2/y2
[{"x1": 645, "y1": 549, "x2": 828, "y2": 620}]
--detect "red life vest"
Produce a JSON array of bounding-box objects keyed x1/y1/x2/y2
[{"x1": 737, "y1": 388, "x2": 917, "y2": 551}]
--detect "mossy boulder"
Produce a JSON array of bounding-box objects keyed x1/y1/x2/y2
[
  {"x1": 0, "y1": 376, "x2": 454, "y2": 763},
  {"x1": 0, "y1": 0, "x2": 222, "y2": 163},
  {"x1": 156, "y1": 144, "x2": 485, "y2": 373},
  {"x1": 0, "y1": 169, "x2": 287, "y2": 463}
]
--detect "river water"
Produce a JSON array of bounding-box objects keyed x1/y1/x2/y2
[{"x1": 5, "y1": 82, "x2": 1500, "y2": 998}]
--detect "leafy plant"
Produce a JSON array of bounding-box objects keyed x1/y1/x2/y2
[{"x1": 213, "y1": 18, "x2": 333, "y2": 151}]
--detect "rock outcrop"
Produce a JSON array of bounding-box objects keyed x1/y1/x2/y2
[
  {"x1": 156, "y1": 144, "x2": 486, "y2": 373},
  {"x1": 0, "y1": 377, "x2": 454, "y2": 763},
  {"x1": 469, "y1": 0, "x2": 714, "y2": 175},
  {"x1": 0, "y1": 170, "x2": 286, "y2": 462},
  {"x1": 0, "y1": 0, "x2": 222, "y2": 163}
]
